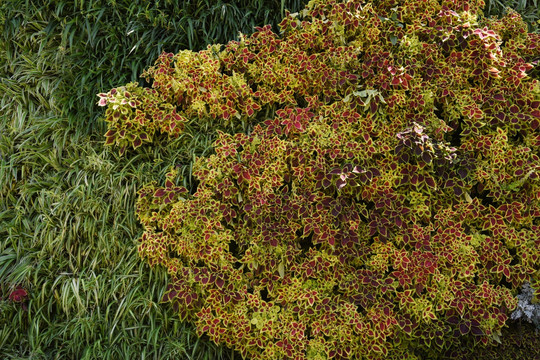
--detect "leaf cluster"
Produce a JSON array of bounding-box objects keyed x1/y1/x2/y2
[
  {"x1": 121, "y1": 0, "x2": 540, "y2": 359},
  {"x1": 0, "y1": 0, "x2": 309, "y2": 358}
]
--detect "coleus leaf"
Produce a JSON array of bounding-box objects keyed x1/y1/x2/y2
[{"x1": 154, "y1": 189, "x2": 166, "y2": 197}]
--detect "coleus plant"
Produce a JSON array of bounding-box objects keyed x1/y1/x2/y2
[{"x1": 100, "y1": 0, "x2": 540, "y2": 358}]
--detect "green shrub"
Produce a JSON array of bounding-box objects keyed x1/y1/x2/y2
[{"x1": 99, "y1": 0, "x2": 540, "y2": 358}]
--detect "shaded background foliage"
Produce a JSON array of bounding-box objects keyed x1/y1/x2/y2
[{"x1": 0, "y1": 0, "x2": 538, "y2": 359}]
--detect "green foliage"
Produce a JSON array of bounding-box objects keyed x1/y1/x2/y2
[
  {"x1": 108, "y1": 0, "x2": 540, "y2": 358},
  {"x1": 0, "y1": 0, "x2": 309, "y2": 128},
  {"x1": 0, "y1": 114, "x2": 232, "y2": 359},
  {"x1": 0, "y1": 0, "x2": 309, "y2": 358}
]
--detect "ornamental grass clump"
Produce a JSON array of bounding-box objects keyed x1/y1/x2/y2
[{"x1": 100, "y1": 0, "x2": 540, "y2": 358}]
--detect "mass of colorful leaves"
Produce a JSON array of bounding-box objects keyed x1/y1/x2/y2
[{"x1": 99, "y1": 0, "x2": 540, "y2": 358}]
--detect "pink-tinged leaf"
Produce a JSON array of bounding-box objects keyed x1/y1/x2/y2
[
  {"x1": 336, "y1": 178, "x2": 347, "y2": 190},
  {"x1": 98, "y1": 98, "x2": 108, "y2": 106},
  {"x1": 154, "y1": 189, "x2": 166, "y2": 197},
  {"x1": 9, "y1": 287, "x2": 27, "y2": 302}
]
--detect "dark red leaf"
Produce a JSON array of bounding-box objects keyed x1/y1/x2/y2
[
  {"x1": 133, "y1": 137, "x2": 142, "y2": 148},
  {"x1": 459, "y1": 322, "x2": 470, "y2": 335},
  {"x1": 370, "y1": 101, "x2": 378, "y2": 114},
  {"x1": 154, "y1": 189, "x2": 166, "y2": 197},
  {"x1": 336, "y1": 178, "x2": 347, "y2": 190},
  {"x1": 216, "y1": 278, "x2": 225, "y2": 289}
]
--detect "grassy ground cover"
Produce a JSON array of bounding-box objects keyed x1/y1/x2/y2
[
  {"x1": 0, "y1": 0, "x2": 538, "y2": 359},
  {"x1": 0, "y1": 1, "x2": 307, "y2": 358}
]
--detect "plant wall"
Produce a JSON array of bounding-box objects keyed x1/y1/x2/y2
[{"x1": 98, "y1": 0, "x2": 540, "y2": 359}]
